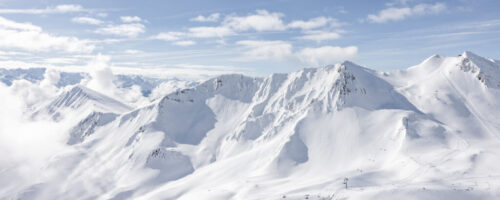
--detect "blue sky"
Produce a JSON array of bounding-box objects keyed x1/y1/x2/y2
[{"x1": 0, "y1": 0, "x2": 499, "y2": 78}]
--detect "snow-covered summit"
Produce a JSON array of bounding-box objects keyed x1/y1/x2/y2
[
  {"x1": 34, "y1": 85, "x2": 132, "y2": 120},
  {"x1": 458, "y1": 51, "x2": 500, "y2": 88},
  {"x1": 54, "y1": 85, "x2": 132, "y2": 112}
]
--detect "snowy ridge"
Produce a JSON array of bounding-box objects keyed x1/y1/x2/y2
[
  {"x1": 33, "y1": 85, "x2": 132, "y2": 121},
  {"x1": 5, "y1": 52, "x2": 500, "y2": 200},
  {"x1": 67, "y1": 111, "x2": 119, "y2": 144},
  {"x1": 383, "y1": 51, "x2": 500, "y2": 139},
  {"x1": 458, "y1": 51, "x2": 500, "y2": 88}
]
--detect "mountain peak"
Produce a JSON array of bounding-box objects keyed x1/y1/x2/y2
[
  {"x1": 461, "y1": 51, "x2": 480, "y2": 58},
  {"x1": 420, "y1": 54, "x2": 446, "y2": 66},
  {"x1": 320, "y1": 60, "x2": 371, "y2": 76},
  {"x1": 39, "y1": 85, "x2": 132, "y2": 120},
  {"x1": 339, "y1": 60, "x2": 365, "y2": 69},
  {"x1": 340, "y1": 60, "x2": 357, "y2": 66},
  {"x1": 69, "y1": 85, "x2": 100, "y2": 99},
  {"x1": 63, "y1": 85, "x2": 128, "y2": 108},
  {"x1": 456, "y1": 51, "x2": 500, "y2": 88},
  {"x1": 458, "y1": 51, "x2": 496, "y2": 67}
]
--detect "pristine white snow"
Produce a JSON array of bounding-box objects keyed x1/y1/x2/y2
[{"x1": 1, "y1": 52, "x2": 500, "y2": 200}]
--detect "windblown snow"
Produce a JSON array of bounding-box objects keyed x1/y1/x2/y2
[{"x1": 1, "y1": 52, "x2": 500, "y2": 200}]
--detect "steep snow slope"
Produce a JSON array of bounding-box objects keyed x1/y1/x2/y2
[
  {"x1": 30, "y1": 86, "x2": 134, "y2": 144},
  {"x1": 382, "y1": 51, "x2": 500, "y2": 139},
  {"x1": 33, "y1": 85, "x2": 133, "y2": 120},
  {"x1": 3, "y1": 52, "x2": 500, "y2": 200}
]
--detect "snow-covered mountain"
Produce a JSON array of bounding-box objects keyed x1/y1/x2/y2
[
  {"x1": 3, "y1": 52, "x2": 500, "y2": 200},
  {"x1": 34, "y1": 85, "x2": 133, "y2": 119}
]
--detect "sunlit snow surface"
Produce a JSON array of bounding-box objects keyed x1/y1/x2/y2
[{"x1": 1, "y1": 52, "x2": 500, "y2": 200}]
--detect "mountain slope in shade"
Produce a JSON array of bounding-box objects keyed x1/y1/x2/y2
[{"x1": 4, "y1": 52, "x2": 500, "y2": 200}]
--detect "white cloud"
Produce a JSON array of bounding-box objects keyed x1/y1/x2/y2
[
  {"x1": 237, "y1": 40, "x2": 293, "y2": 61},
  {"x1": 190, "y1": 13, "x2": 220, "y2": 22},
  {"x1": 178, "y1": 10, "x2": 286, "y2": 39},
  {"x1": 153, "y1": 26, "x2": 235, "y2": 40},
  {"x1": 120, "y1": 16, "x2": 142, "y2": 23},
  {"x1": 368, "y1": 3, "x2": 446, "y2": 23},
  {"x1": 152, "y1": 32, "x2": 185, "y2": 41},
  {"x1": 288, "y1": 17, "x2": 341, "y2": 30},
  {"x1": 0, "y1": 16, "x2": 94, "y2": 53},
  {"x1": 72, "y1": 17, "x2": 103, "y2": 25},
  {"x1": 0, "y1": 51, "x2": 29, "y2": 56},
  {"x1": 223, "y1": 10, "x2": 286, "y2": 31},
  {"x1": 94, "y1": 17, "x2": 146, "y2": 37},
  {"x1": 298, "y1": 30, "x2": 342, "y2": 42},
  {"x1": 83, "y1": 54, "x2": 155, "y2": 106},
  {"x1": 95, "y1": 23, "x2": 145, "y2": 37},
  {"x1": 0, "y1": 73, "x2": 70, "y2": 186},
  {"x1": 412, "y1": 3, "x2": 446, "y2": 15},
  {"x1": 40, "y1": 68, "x2": 61, "y2": 88},
  {"x1": 188, "y1": 26, "x2": 235, "y2": 38},
  {"x1": 151, "y1": 33, "x2": 197, "y2": 47},
  {"x1": 236, "y1": 40, "x2": 357, "y2": 66},
  {"x1": 296, "y1": 46, "x2": 358, "y2": 66},
  {"x1": 53, "y1": 4, "x2": 84, "y2": 13},
  {"x1": 43, "y1": 57, "x2": 80, "y2": 64},
  {"x1": 0, "y1": 4, "x2": 85, "y2": 14},
  {"x1": 0, "y1": 17, "x2": 41, "y2": 31},
  {"x1": 124, "y1": 49, "x2": 142, "y2": 54},
  {"x1": 154, "y1": 10, "x2": 346, "y2": 42},
  {"x1": 368, "y1": 7, "x2": 411, "y2": 23},
  {"x1": 173, "y1": 40, "x2": 196, "y2": 46},
  {"x1": 86, "y1": 54, "x2": 115, "y2": 93},
  {"x1": 7, "y1": 68, "x2": 61, "y2": 107}
]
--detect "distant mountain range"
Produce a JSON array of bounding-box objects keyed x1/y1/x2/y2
[{"x1": 0, "y1": 67, "x2": 188, "y2": 96}]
